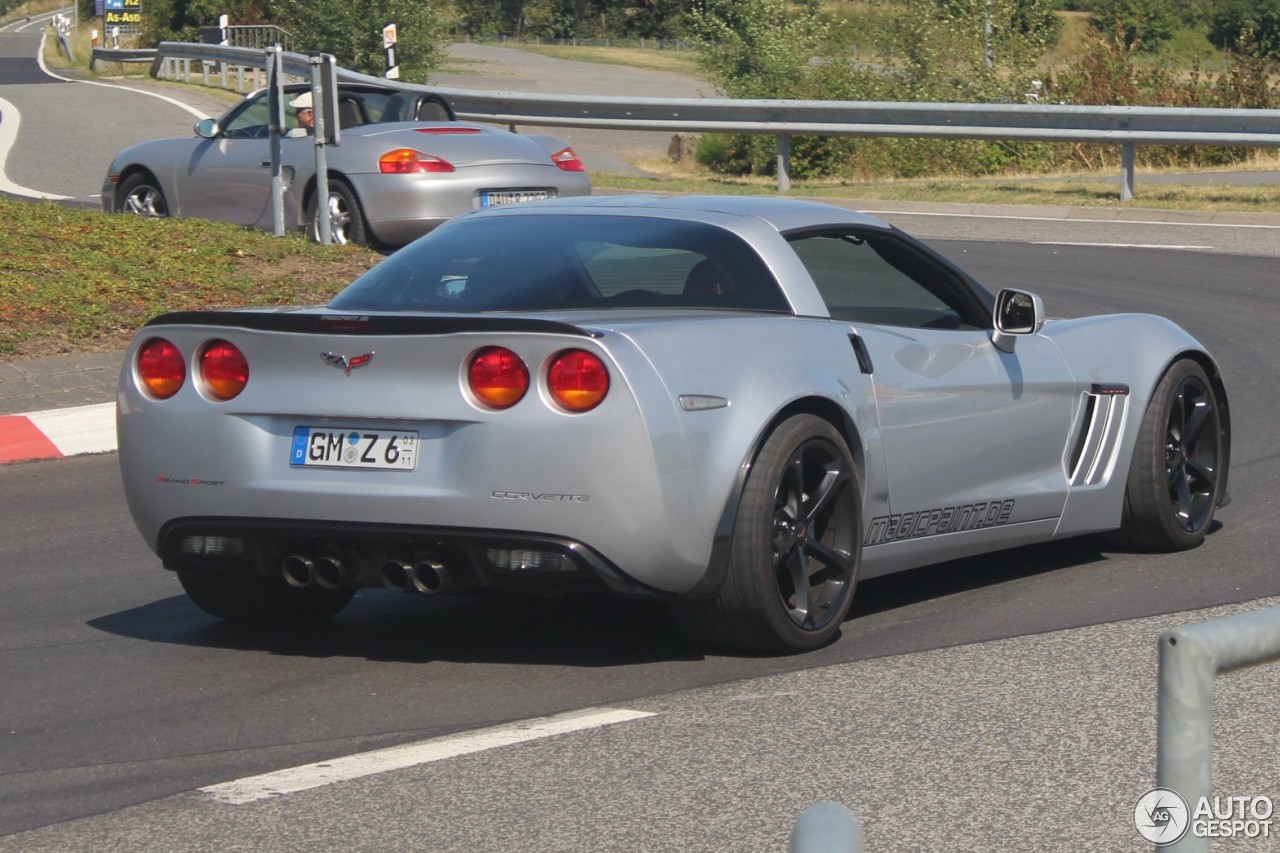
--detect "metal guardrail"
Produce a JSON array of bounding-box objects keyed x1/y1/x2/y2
[
  {"x1": 97, "y1": 42, "x2": 1280, "y2": 199},
  {"x1": 1157, "y1": 604, "x2": 1280, "y2": 852}
]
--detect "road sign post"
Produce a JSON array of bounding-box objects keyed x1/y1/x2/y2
[{"x1": 383, "y1": 23, "x2": 399, "y2": 80}]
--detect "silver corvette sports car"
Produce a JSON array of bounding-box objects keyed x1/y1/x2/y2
[
  {"x1": 101, "y1": 83, "x2": 592, "y2": 248},
  {"x1": 117, "y1": 195, "x2": 1231, "y2": 653}
]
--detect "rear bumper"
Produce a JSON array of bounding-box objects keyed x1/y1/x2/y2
[{"x1": 159, "y1": 516, "x2": 670, "y2": 600}]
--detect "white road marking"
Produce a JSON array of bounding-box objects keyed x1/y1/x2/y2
[
  {"x1": 861, "y1": 208, "x2": 1280, "y2": 230},
  {"x1": 1031, "y1": 241, "x2": 1213, "y2": 250},
  {"x1": 0, "y1": 95, "x2": 71, "y2": 199},
  {"x1": 199, "y1": 706, "x2": 657, "y2": 805},
  {"x1": 36, "y1": 33, "x2": 211, "y2": 120}
]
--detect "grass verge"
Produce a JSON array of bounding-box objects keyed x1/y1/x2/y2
[
  {"x1": 0, "y1": 198, "x2": 381, "y2": 361},
  {"x1": 593, "y1": 167, "x2": 1280, "y2": 212}
]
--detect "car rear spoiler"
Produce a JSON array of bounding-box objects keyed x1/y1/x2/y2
[{"x1": 144, "y1": 310, "x2": 599, "y2": 338}]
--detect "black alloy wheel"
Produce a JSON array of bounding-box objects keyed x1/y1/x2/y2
[
  {"x1": 1115, "y1": 359, "x2": 1223, "y2": 551},
  {"x1": 671, "y1": 414, "x2": 862, "y2": 654}
]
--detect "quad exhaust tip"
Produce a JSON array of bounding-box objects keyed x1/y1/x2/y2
[
  {"x1": 282, "y1": 554, "x2": 349, "y2": 590},
  {"x1": 411, "y1": 561, "x2": 451, "y2": 594},
  {"x1": 379, "y1": 559, "x2": 453, "y2": 594},
  {"x1": 380, "y1": 559, "x2": 414, "y2": 592}
]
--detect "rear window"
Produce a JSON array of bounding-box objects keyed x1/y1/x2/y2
[{"x1": 329, "y1": 214, "x2": 790, "y2": 314}]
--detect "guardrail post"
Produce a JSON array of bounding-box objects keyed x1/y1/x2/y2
[
  {"x1": 777, "y1": 133, "x2": 792, "y2": 192},
  {"x1": 789, "y1": 801, "x2": 863, "y2": 853},
  {"x1": 1120, "y1": 142, "x2": 1135, "y2": 202},
  {"x1": 1157, "y1": 605, "x2": 1280, "y2": 852}
]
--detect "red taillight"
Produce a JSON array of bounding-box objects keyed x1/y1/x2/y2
[
  {"x1": 550, "y1": 147, "x2": 585, "y2": 172},
  {"x1": 137, "y1": 338, "x2": 185, "y2": 399},
  {"x1": 200, "y1": 340, "x2": 249, "y2": 401},
  {"x1": 379, "y1": 148, "x2": 455, "y2": 173},
  {"x1": 548, "y1": 349, "x2": 609, "y2": 412},
  {"x1": 413, "y1": 127, "x2": 481, "y2": 135},
  {"x1": 468, "y1": 347, "x2": 529, "y2": 409}
]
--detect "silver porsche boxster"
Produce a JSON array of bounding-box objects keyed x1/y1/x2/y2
[
  {"x1": 101, "y1": 82, "x2": 592, "y2": 248},
  {"x1": 116, "y1": 195, "x2": 1231, "y2": 653}
]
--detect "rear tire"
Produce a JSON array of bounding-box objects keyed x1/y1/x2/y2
[
  {"x1": 1113, "y1": 359, "x2": 1224, "y2": 551},
  {"x1": 672, "y1": 415, "x2": 862, "y2": 654},
  {"x1": 178, "y1": 567, "x2": 355, "y2": 623},
  {"x1": 306, "y1": 180, "x2": 369, "y2": 247},
  {"x1": 118, "y1": 173, "x2": 169, "y2": 218}
]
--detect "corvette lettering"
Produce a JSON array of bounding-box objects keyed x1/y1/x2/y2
[
  {"x1": 864, "y1": 499, "x2": 1015, "y2": 546},
  {"x1": 491, "y1": 491, "x2": 590, "y2": 502}
]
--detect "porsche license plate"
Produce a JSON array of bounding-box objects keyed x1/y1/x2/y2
[
  {"x1": 290, "y1": 427, "x2": 418, "y2": 471},
  {"x1": 481, "y1": 190, "x2": 549, "y2": 207}
]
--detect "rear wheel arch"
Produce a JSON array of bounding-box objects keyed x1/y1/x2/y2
[
  {"x1": 672, "y1": 408, "x2": 864, "y2": 653},
  {"x1": 302, "y1": 173, "x2": 374, "y2": 247},
  {"x1": 686, "y1": 396, "x2": 866, "y2": 602}
]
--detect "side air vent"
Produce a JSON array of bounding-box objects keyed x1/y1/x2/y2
[{"x1": 1068, "y1": 384, "x2": 1130, "y2": 486}]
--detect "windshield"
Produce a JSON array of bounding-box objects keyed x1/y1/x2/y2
[{"x1": 329, "y1": 214, "x2": 791, "y2": 314}]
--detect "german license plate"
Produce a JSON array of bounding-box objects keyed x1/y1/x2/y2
[
  {"x1": 290, "y1": 427, "x2": 418, "y2": 471},
  {"x1": 480, "y1": 190, "x2": 549, "y2": 207}
]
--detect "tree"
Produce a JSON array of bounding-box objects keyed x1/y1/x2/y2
[
  {"x1": 1091, "y1": 0, "x2": 1177, "y2": 51},
  {"x1": 891, "y1": 0, "x2": 1059, "y2": 102},
  {"x1": 269, "y1": 0, "x2": 448, "y2": 80},
  {"x1": 1211, "y1": 0, "x2": 1280, "y2": 59},
  {"x1": 687, "y1": 0, "x2": 828, "y2": 98}
]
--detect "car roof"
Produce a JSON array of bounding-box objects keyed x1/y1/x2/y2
[{"x1": 467, "y1": 194, "x2": 893, "y2": 233}]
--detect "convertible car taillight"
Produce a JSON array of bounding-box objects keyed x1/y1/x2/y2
[
  {"x1": 200, "y1": 340, "x2": 249, "y2": 401},
  {"x1": 137, "y1": 338, "x2": 185, "y2": 399},
  {"x1": 468, "y1": 346, "x2": 529, "y2": 409},
  {"x1": 413, "y1": 127, "x2": 481, "y2": 135},
  {"x1": 550, "y1": 147, "x2": 585, "y2": 172},
  {"x1": 548, "y1": 349, "x2": 609, "y2": 412},
  {"x1": 379, "y1": 148, "x2": 455, "y2": 173}
]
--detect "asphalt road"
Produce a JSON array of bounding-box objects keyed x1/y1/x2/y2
[{"x1": 3, "y1": 24, "x2": 1280, "y2": 852}]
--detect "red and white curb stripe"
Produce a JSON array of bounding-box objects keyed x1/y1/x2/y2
[{"x1": 0, "y1": 402, "x2": 117, "y2": 464}]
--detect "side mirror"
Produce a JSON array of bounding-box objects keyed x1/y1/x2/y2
[
  {"x1": 991, "y1": 288, "x2": 1045, "y2": 353},
  {"x1": 194, "y1": 118, "x2": 219, "y2": 139}
]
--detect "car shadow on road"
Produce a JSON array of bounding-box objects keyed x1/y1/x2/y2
[
  {"x1": 88, "y1": 588, "x2": 704, "y2": 667},
  {"x1": 84, "y1": 530, "x2": 1208, "y2": 667}
]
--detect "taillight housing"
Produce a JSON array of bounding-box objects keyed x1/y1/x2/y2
[
  {"x1": 547, "y1": 349, "x2": 609, "y2": 412},
  {"x1": 413, "y1": 127, "x2": 481, "y2": 135},
  {"x1": 200, "y1": 340, "x2": 249, "y2": 401},
  {"x1": 550, "y1": 147, "x2": 585, "y2": 172},
  {"x1": 137, "y1": 338, "x2": 185, "y2": 399},
  {"x1": 468, "y1": 347, "x2": 529, "y2": 409},
  {"x1": 379, "y1": 148, "x2": 455, "y2": 173}
]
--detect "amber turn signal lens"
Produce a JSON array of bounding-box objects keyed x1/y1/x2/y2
[
  {"x1": 468, "y1": 346, "x2": 529, "y2": 409},
  {"x1": 200, "y1": 340, "x2": 249, "y2": 401},
  {"x1": 548, "y1": 349, "x2": 609, "y2": 412},
  {"x1": 137, "y1": 338, "x2": 185, "y2": 400}
]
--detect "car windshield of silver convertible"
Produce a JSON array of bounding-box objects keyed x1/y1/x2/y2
[{"x1": 328, "y1": 215, "x2": 792, "y2": 314}]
